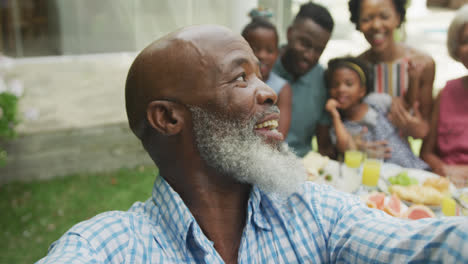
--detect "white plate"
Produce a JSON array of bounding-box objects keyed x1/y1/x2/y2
[
  {"x1": 380, "y1": 163, "x2": 456, "y2": 191},
  {"x1": 379, "y1": 163, "x2": 456, "y2": 209}
]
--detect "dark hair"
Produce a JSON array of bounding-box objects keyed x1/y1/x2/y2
[
  {"x1": 324, "y1": 56, "x2": 374, "y2": 95},
  {"x1": 349, "y1": 0, "x2": 407, "y2": 29},
  {"x1": 241, "y1": 17, "x2": 279, "y2": 44},
  {"x1": 294, "y1": 2, "x2": 334, "y2": 33}
]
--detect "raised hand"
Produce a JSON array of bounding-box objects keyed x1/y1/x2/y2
[
  {"x1": 387, "y1": 98, "x2": 427, "y2": 138},
  {"x1": 326, "y1": 98, "x2": 341, "y2": 118},
  {"x1": 355, "y1": 127, "x2": 392, "y2": 159}
]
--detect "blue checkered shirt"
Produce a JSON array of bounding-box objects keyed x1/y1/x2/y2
[{"x1": 37, "y1": 176, "x2": 468, "y2": 263}]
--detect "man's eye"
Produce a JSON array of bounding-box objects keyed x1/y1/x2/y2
[{"x1": 234, "y1": 73, "x2": 247, "y2": 82}]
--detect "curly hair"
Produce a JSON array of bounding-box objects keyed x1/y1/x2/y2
[
  {"x1": 241, "y1": 17, "x2": 279, "y2": 44},
  {"x1": 324, "y1": 56, "x2": 374, "y2": 95},
  {"x1": 294, "y1": 2, "x2": 334, "y2": 33},
  {"x1": 348, "y1": 0, "x2": 407, "y2": 29},
  {"x1": 447, "y1": 4, "x2": 468, "y2": 61}
]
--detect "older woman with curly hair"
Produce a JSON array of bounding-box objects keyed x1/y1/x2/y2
[
  {"x1": 348, "y1": 0, "x2": 434, "y2": 141},
  {"x1": 420, "y1": 5, "x2": 468, "y2": 187}
]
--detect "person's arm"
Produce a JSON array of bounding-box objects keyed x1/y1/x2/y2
[
  {"x1": 420, "y1": 93, "x2": 445, "y2": 175},
  {"x1": 316, "y1": 124, "x2": 336, "y2": 159},
  {"x1": 387, "y1": 55, "x2": 434, "y2": 139},
  {"x1": 36, "y1": 212, "x2": 131, "y2": 264},
  {"x1": 421, "y1": 93, "x2": 468, "y2": 185},
  {"x1": 443, "y1": 165, "x2": 468, "y2": 188},
  {"x1": 324, "y1": 189, "x2": 468, "y2": 263},
  {"x1": 324, "y1": 99, "x2": 354, "y2": 154},
  {"x1": 409, "y1": 55, "x2": 435, "y2": 126},
  {"x1": 36, "y1": 234, "x2": 101, "y2": 264},
  {"x1": 303, "y1": 183, "x2": 468, "y2": 263},
  {"x1": 276, "y1": 83, "x2": 292, "y2": 138}
]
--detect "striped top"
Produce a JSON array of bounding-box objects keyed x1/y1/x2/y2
[
  {"x1": 36, "y1": 175, "x2": 468, "y2": 263},
  {"x1": 373, "y1": 58, "x2": 409, "y2": 97}
]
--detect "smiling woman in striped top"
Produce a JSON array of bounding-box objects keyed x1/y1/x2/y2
[{"x1": 348, "y1": 0, "x2": 434, "y2": 140}]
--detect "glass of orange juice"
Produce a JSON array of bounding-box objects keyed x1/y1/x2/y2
[
  {"x1": 361, "y1": 159, "x2": 381, "y2": 187},
  {"x1": 442, "y1": 196, "x2": 456, "y2": 217},
  {"x1": 344, "y1": 150, "x2": 364, "y2": 169}
]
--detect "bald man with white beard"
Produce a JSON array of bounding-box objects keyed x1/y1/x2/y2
[{"x1": 37, "y1": 25, "x2": 468, "y2": 264}]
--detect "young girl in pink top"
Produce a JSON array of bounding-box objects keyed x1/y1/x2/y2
[{"x1": 421, "y1": 5, "x2": 468, "y2": 187}]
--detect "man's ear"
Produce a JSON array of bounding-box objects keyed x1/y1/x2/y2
[{"x1": 146, "y1": 100, "x2": 185, "y2": 136}]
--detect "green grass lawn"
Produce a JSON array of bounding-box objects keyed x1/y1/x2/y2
[{"x1": 0, "y1": 166, "x2": 158, "y2": 264}]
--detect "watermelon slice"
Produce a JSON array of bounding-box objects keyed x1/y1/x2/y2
[
  {"x1": 367, "y1": 192, "x2": 386, "y2": 210},
  {"x1": 403, "y1": 205, "x2": 435, "y2": 220},
  {"x1": 366, "y1": 199, "x2": 378, "y2": 209},
  {"x1": 383, "y1": 194, "x2": 402, "y2": 217}
]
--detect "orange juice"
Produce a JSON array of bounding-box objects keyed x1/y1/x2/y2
[
  {"x1": 345, "y1": 151, "x2": 364, "y2": 168},
  {"x1": 362, "y1": 159, "x2": 381, "y2": 187},
  {"x1": 442, "y1": 196, "x2": 456, "y2": 216}
]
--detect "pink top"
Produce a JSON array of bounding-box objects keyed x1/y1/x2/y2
[{"x1": 437, "y1": 77, "x2": 468, "y2": 164}]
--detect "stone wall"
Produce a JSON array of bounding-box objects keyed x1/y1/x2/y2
[{"x1": 0, "y1": 122, "x2": 154, "y2": 183}]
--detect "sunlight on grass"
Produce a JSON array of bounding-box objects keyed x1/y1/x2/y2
[{"x1": 0, "y1": 166, "x2": 158, "y2": 264}]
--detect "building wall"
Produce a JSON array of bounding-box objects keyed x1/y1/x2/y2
[
  {"x1": 3, "y1": 0, "x2": 340, "y2": 57},
  {"x1": 53, "y1": 0, "x2": 258, "y2": 55},
  {"x1": 4, "y1": 0, "x2": 333, "y2": 57}
]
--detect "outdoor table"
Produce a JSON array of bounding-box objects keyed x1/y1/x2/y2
[{"x1": 306, "y1": 158, "x2": 468, "y2": 218}]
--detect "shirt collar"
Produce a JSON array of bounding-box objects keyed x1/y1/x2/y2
[
  {"x1": 151, "y1": 176, "x2": 272, "y2": 244},
  {"x1": 249, "y1": 186, "x2": 272, "y2": 230},
  {"x1": 151, "y1": 176, "x2": 196, "y2": 249}
]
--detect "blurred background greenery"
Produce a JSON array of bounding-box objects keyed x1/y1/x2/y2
[{"x1": 0, "y1": 166, "x2": 158, "y2": 264}]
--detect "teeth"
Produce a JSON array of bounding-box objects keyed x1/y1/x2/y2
[
  {"x1": 373, "y1": 33, "x2": 384, "y2": 40},
  {"x1": 255, "y1": 120, "x2": 279, "y2": 129}
]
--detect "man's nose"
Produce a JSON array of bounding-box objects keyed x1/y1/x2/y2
[{"x1": 256, "y1": 78, "x2": 277, "y2": 105}]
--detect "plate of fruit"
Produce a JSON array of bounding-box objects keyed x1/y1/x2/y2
[
  {"x1": 362, "y1": 192, "x2": 436, "y2": 220},
  {"x1": 379, "y1": 164, "x2": 456, "y2": 209}
]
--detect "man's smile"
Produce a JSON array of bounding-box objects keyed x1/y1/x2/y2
[
  {"x1": 254, "y1": 114, "x2": 283, "y2": 141},
  {"x1": 254, "y1": 119, "x2": 278, "y2": 129}
]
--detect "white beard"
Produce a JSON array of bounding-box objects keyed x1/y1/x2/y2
[{"x1": 188, "y1": 106, "x2": 306, "y2": 196}]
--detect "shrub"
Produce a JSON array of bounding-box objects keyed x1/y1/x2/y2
[{"x1": 0, "y1": 91, "x2": 19, "y2": 167}]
